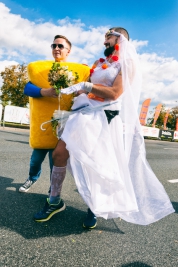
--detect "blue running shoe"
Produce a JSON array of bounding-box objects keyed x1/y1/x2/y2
[
  {"x1": 34, "y1": 198, "x2": 66, "y2": 222},
  {"x1": 83, "y1": 208, "x2": 97, "y2": 229}
]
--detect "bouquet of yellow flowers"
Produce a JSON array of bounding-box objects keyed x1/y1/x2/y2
[{"x1": 48, "y1": 62, "x2": 79, "y2": 94}]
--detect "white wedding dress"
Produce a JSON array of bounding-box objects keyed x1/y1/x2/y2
[{"x1": 60, "y1": 59, "x2": 174, "y2": 225}]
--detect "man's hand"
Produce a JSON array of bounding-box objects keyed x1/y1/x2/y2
[
  {"x1": 40, "y1": 88, "x2": 58, "y2": 97},
  {"x1": 61, "y1": 82, "x2": 93, "y2": 95},
  {"x1": 61, "y1": 82, "x2": 85, "y2": 95}
]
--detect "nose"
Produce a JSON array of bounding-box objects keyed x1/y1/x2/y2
[{"x1": 54, "y1": 46, "x2": 59, "y2": 50}]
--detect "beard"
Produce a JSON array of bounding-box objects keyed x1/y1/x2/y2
[{"x1": 104, "y1": 45, "x2": 115, "y2": 57}]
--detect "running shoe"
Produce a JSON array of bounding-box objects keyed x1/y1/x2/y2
[
  {"x1": 34, "y1": 198, "x2": 66, "y2": 222},
  {"x1": 83, "y1": 208, "x2": 97, "y2": 229}
]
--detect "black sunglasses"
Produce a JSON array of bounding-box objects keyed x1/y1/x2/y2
[{"x1": 51, "y1": 43, "x2": 69, "y2": 50}]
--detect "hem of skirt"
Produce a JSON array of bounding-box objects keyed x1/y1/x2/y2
[{"x1": 95, "y1": 207, "x2": 175, "y2": 225}]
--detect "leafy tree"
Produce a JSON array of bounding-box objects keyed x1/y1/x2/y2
[
  {"x1": 169, "y1": 106, "x2": 178, "y2": 129},
  {"x1": 0, "y1": 64, "x2": 29, "y2": 107},
  {"x1": 147, "y1": 105, "x2": 178, "y2": 129},
  {"x1": 147, "y1": 105, "x2": 165, "y2": 127}
]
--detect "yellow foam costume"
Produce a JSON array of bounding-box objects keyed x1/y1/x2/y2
[{"x1": 27, "y1": 61, "x2": 90, "y2": 149}]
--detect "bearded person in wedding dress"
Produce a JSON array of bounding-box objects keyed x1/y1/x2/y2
[{"x1": 34, "y1": 27, "x2": 174, "y2": 229}]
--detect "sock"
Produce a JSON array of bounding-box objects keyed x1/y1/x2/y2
[
  {"x1": 49, "y1": 166, "x2": 66, "y2": 204},
  {"x1": 48, "y1": 196, "x2": 60, "y2": 205}
]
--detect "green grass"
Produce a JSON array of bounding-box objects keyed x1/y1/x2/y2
[{"x1": 0, "y1": 121, "x2": 29, "y2": 129}]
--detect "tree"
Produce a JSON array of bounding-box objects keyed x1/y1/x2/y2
[
  {"x1": 147, "y1": 105, "x2": 178, "y2": 129},
  {"x1": 0, "y1": 64, "x2": 29, "y2": 107},
  {"x1": 147, "y1": 105, "x2": 165, "y2": 127},
  {"x1": 169, "y1": 106, "x2": 178, "y2": 129}
]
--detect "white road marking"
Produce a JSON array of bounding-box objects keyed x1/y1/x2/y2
[
  {"x1": 164, "y1": 148, "x2": 178, "y2": 150},
  {"x1": 168, "y1": 179, "x2": 178, "y2": 183}
]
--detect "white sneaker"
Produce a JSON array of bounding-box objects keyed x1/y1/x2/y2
[{"x1": 19, "y1": 178, "x2": 37, "y2": 192}]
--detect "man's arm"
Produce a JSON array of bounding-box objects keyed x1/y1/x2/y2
[
  {"x1": 89, "y1": 71, "x2": 123, "y2": 101},
  {"x1": 24, "y1": 82, "x2": 42, "y2": 97},
  {"x1": 61, "y1": 71, "x2": 123, "y2": 101},
  {"x1": 24, "y1": 82, "x2": 58, "y2": 98}
]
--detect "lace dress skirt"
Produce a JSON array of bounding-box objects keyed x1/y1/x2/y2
[{"x1": 61, "y1": 95, "x2": 174, "y2": 224}]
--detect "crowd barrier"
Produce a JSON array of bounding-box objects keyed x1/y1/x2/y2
[
  {"x1": 0, "y1": 104, "x2": 2, "y2": 123},
  {"x1": 0, "y1": 105, "x2": 30, "y2": 126},
  {"x1": 141, "y1": 126, "x2": 178, "y2": 141},
  {"x1": 0, "y1": 105, "x2": 178, "y2": 141},
  {"x1": 141, "y1": 126, "x2": 159, "y2": 138}
]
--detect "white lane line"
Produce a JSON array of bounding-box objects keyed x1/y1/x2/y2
[
  {"x1": 164, "y1": 148, "x2": 178, "y2": 150},
  {"x1": 168, "y1": 179, "x2": 178, "y2": 183}
]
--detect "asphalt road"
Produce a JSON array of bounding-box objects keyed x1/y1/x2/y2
[{"x1": 0, "y1": 128, "x2": 178, "y2": 267}]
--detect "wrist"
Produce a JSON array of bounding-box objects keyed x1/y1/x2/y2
[
  {"x1": 84, "y1": 82, "x2": 93, "y2": 92},
  {"x1": 40, "y1": 88, "x2": 44, "y2": 96},
  {"x1": 40, "y1": 88, "x2": 49, "y2": 97},
  {"x1": 39, "y1": 88, "x2": 43, "y2": 96}
]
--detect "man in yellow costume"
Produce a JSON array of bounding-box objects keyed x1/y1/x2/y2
[{"x1": 19, "y1": 34, "x2": 89, "y2": 193}]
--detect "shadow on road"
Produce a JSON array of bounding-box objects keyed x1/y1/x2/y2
[
  {"x1": 0, "y1": 130, "x2": 29, "y2": 136},
  {"x1": 5, "y1": 139, "x2": 29, "y2": 144},
  {"x1": 121, "y1": 262, "x2": 152, "y2": 267},
  {"x1": 172, "y1": 202, "x2": 178, "y2": 214},
  {"x1": 0, "y1": 176, "x2": 124, "y2": 239}
]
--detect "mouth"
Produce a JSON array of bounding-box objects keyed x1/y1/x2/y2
[
  {"x1": 54, "y1": 52, "x2": 61, "y2": 56},
  {"x1": 105, "y1": 43, "x2": 110, "y2": 48}
]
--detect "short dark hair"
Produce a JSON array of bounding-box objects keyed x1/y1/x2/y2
[
  {"x1": 109, "y1": 27, "x2": 129, "y2": 40},
  {"x1": 53, "y1": 35, "x2": 72, "y2": 49}
]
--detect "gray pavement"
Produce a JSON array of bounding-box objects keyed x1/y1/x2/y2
[{"x1": 0, "y1": 128, "x2": 178, "y2": 267}]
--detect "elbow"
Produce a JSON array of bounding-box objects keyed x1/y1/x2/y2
[
  {"x1": 113, "y1": 95, "x2": 118, "y2": 101},
  {"x1": 112, "y1": 92, "x2": 120, "y2": 101},
  {"x1": 112, "y1": 88, "x2": 123, "y2": 100},
  {"x1": 24, "y1": 87, "x2": 28, "y2": 96},
  {"x1": 24, "y1": 82, "x2": 30, "y2": 95}
]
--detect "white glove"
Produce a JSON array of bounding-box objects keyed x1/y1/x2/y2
[{"x1": 61, "y1": 82, "x2": 93, "y2": 95}]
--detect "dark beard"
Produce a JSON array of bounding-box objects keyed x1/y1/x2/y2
[{"x1": 104, "y1": 46, "x2": 115, "y2": 57}]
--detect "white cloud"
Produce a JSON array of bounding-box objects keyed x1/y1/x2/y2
[
  {"x1": 0, "y1": 60, "x2": 19, "y2": 71},
  {"x1": 0, "y1": 3, "x2": 107, "y2": 63},
  {"x1": 0, "y1": 2, "x2": 178, "y2": 110},
  {"x1": 131, "y1": 39, "x2": 148, "y2": 50},
  {"x1": 139, "y1": 53, "x2": 178, "y2": 108}
]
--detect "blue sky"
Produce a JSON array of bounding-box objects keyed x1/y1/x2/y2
[
  {"x1": 0, "y1": 0, "x2": 178, "y2": 113},
  {"x1": 3, "y1": 0, "x2": 178, "y2": 59}
]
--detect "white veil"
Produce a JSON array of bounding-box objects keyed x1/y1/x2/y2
[{"x1": 118, "y1": 34, "x2": 174, "y2": 225}]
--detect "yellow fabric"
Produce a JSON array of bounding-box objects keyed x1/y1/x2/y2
[{"x1": 27, "y1": 61, "x2": 90, "y2": 149}]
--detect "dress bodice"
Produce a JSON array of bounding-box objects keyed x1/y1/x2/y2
[
  {"x1": 90, "y1": 61, "x2": 121, "y2": 87},
  {"x1": 90, "y1": 60, "x2": 122, "y2": 110},
  {"x1": 71, "y1": 60, "x2": 122, "y2": 111}
]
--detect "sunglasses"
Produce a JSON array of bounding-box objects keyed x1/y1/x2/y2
[
  {"x1": 105, "y1": 30, "x2": 120, "y2": 37},
  {"x1": 51, "y1": 44, "x2": 69, "y2": 50}
]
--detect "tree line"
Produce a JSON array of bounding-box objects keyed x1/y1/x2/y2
[
  {"x1": 147, "y1": 105, "x2": 178, "y2": 130},
  {"x1": 0, "y1": 63, "x2": 177, "y2": 129}
]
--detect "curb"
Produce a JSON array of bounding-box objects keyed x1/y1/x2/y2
[{"x1": 0, "y1": 126, "x2": 30, "y2": 133}]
